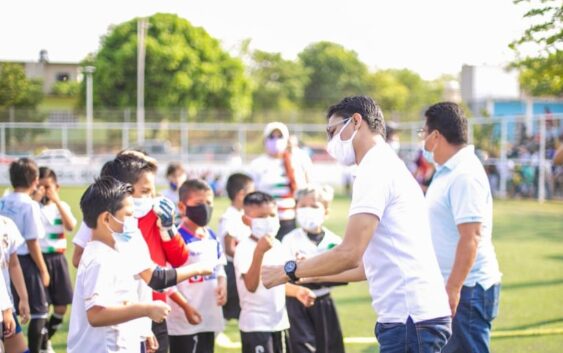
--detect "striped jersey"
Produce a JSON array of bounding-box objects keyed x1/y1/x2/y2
[{"x1": 39, "y1": 201, "x2": 76, "y2": 253}]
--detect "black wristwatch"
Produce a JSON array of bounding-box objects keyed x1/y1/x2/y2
[{"x1": 284, "y1": 260, "x2": 299, "y2": 283}]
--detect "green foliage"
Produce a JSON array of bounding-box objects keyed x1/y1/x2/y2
[
  {"x1": 510, "y1": 0, "x2": 562, "y2": 96},
  {"x1": 52, "y1": 80, "x2": 80, "y2": 97},
  {"x1": 0, "y1": 63, "x2": 43, "y2": 109},
  {"x1": 80, "y1": 13, "x2": 252, "y2": 120},
  {"x1": 298, "y1": 41, "x2": 369, "y2": 109},
  {"x1": 249, "y1": 50, "x2": 310, "y2": 111}
]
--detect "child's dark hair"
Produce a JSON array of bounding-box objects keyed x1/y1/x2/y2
[
  {"x1": 178, "y1": 179, "x2": 211, "y2": 202},
  {"x1": 226, "y1": 173, "x2": 253, "y2": 201},
  {"x1": 100, "y1": 153, "x2": 157, "y2": 185},
  {"x1": 9, "y1": 158, "x2": 39, "y2": 189},
  {"x1": 39, "y1": 166, "x2": 58, "y2": 183},
  {"x1": 80, "y1": 177, "x2": 133, "y2": 229},
  {"x1": 243, "y1": 191, "x2": 275, "y2": 207},
  {"x1": 166, "y1": 162, "x2": 185, "y2": 177}
]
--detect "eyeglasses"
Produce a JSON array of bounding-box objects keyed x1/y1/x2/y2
[
  {"x1": 326, "y1": 118, "x2": 350, "y2": 139},
  {"x1": 417, "y1": 127, "x2": 428, "y2": 139}
]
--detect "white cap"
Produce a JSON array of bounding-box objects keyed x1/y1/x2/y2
[{"x1": 263, "y1": 122, "x2": 289, "y2": 139}]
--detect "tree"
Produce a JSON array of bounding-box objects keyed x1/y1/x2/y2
[
  {"x1": 0, "y1": 63, "x2": 43, "y2": 109},
  {"x1": 509, "y1": 0, "x2": 562, "y2": 96},
  {"x1": 248, "y1": 50, "x2": 310, "y2": 111},
  {"x1": 81, "y1": 13, "x2": 252, "y2": 120},
  {"x1": 298, "y1": 41, "x2": 369, "y2": 109}
]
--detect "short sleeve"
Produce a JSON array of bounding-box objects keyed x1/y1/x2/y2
[
  {"x1": 126, "y1": 231, "x2": 154, "y2": 275},
  {"x1": 73, "y1": 222, "x2": 92, "y2": 248},
  {"x1": 6, "y1": 218, "x2": 25, "y2": 254},
  {"x1": 449, "y1": 173, "x2": 489, "y2": 225},
  {"x1": 61, "y1": 201, "x2": 78, "y2": 227},
  {"x1": 0, "y1": 271, "x2": 11, "y2": 311},
  {"x1": 234, "y1": 242, "x2": 253, "y2": 276},
  {"x1": 22, "y1": 203, "x2": 45, "y2": 241},
  {"x1": 348, "y1": 163, "x2": 390, "y2": 220},
  {"x1": 83, "y1": 260, "x2": 113, "y2": 310}
]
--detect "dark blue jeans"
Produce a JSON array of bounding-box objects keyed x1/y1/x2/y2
[
  {"x1": 375, "y1": 316, "x2": 451, "y2": 353},
  {"x1": 443, "y1": 283, "x2": 501, "y2": 353}
]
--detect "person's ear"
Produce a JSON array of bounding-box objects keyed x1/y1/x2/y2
[
  {"x1": 177, "y1": 201, "x2": 186, "y2": 215},
  {"x1": 351, "y1": 113, "x2": 362, "y2": 130}
]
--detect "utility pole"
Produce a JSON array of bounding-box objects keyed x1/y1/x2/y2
[
  {"x1": 137, "y1": 17, "x2": 148, "y2": 146},
  {"x1": 84, "y1": 66, "x2": 95, "y2": 158}
]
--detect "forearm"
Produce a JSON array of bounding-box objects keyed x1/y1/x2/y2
[
  {"x1": 295, "y1": 244, "x2": 360, "y2": 279},
  {"x1": 26, "y1": 240, "x2": 48, "y2": 274},
  {"x1": 72, "y1": 245, "x2": 84, "y2": 268},
  {"x1": 244, "y1": 252, "x2": 265, "y2": 292},
  {"x1": 447, "y1": 234, "x2": 479, "y2": 290},
  {"x1": 224, "y1": 235, "x2": 236, "y2": 258},
  {"x1": 169, "y1": 291, "x2": 190, "y2": 310},
  {"x1": 284, "y1": 283, "x2": 304, "y2": 298},
  {"x1": 9, "y1": 259, "x2": 28, "y2": 302},
  {"x1": 55, "y1": 201, "x2": 76, "y2": 232},
  {"x1": 307, "y1": 264, "x2": 366, "y2": 283},
  {"x1": 161, "y1": 235, "x2": 189, "y2": 268},
  {"x1": 87, "y1": 303, "x2": 149, "y2": 327},
  {"x1": 176, "y1": 263, "x2": 209, "y2": 283}
]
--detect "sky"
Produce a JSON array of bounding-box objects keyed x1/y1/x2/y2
[{"x1": 0, "y1": 0, "x2": 529, "y2": 80}]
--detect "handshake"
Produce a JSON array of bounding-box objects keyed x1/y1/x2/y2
[{"x1": 152, "y1": 197, "x2": 178, "y2": 241}]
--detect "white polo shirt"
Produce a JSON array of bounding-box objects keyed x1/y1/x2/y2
[
  {"x1": 350, "y1": 137, "x2": 450, "y2": 323},
  {"x1": 425, "y1": 145, "x2": 501, "y2": 289}
]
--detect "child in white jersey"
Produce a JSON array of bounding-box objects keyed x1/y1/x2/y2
[{"x1": 282, "y1": 184, "x2": 345, "y2": 353}]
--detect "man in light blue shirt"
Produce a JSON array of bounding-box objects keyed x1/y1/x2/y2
[{"x1": 422, "y1": 102, "x2": 501, "y2": 353}]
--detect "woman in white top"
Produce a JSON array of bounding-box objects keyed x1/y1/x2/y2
[{"x1": 249, "y1": 122, "x2": 311, "y2": 240}]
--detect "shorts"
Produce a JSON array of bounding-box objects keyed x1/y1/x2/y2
[
  {"x1": 13, "y1": 255, "x2": 48, "y2": 318},
  {"x1": 170, "y1": 332, "x2": 215, "y2": 353},
  {"x1": 43, "y1": 253, "x2": 73, "y2": 306},
  {"x1": 241, "y1": 330, "x2": 292, "y2": 353},
  {"x1": 222, "y1": 261, "x2": 240, "y2": 320}
]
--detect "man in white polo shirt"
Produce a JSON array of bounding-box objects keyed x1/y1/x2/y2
[
  {"x1": 262, "y1": 96, "x2": 452, "y2": 353},
  {"x1": 421, "y1": 102, "x2": 501, "y2": 353}
]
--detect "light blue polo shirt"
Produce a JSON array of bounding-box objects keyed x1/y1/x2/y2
[
  {"x1": 0, "y1": 192, "x2": 45, "y2": 255},
  {"x1": 426, "y1": 145, "x2": 501, "y2": 289}
]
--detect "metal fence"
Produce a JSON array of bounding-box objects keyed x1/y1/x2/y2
[{"x1": 0, "y1": 112, "x2": 561, "y2": 201}]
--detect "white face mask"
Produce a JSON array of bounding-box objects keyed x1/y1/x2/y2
[
  {"x1": 133, "y1": 197, "x2": 153, "y2": 218},
  {"x1": 296, "y1": 207, "x2": 325, "y2": 232},
  {"x1": 251, "y1": 217, "x2": 280, "y2": 239},
  {"x1": 106, "y1": 215, "x2": 138, "y2": 242},
  {"x1": 327, "y1": 119, "x2": 358, "y2": 166}
]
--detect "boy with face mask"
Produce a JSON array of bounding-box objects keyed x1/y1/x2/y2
[
  {"x1": 162, "y1": 163, "x2": 186, "y2": 226},
  {"x1": 67, "y1": 177, "x2": 171, "y2": 353},
  {"x1": 167, "y1": 179, "x2": 227, "y2": 353},
  {"x1": 72, "y1": 152, "x2": 198, "y2": 353},
  {"x1": 234, "y1": 191, "x2": 316, "y2": 353},
  {"x1": 281, "y1": 184, "x2": 345, "y2": 353},
  {"x1": 32, "y1": 167, "x2": 77, "y2": 352}
]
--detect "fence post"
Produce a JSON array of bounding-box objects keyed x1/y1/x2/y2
[
  {"x1": 538, "y1": 115, "x2": 546, "y2": 202},
  {"x1": 0, "y1": 124, "x2": 5, "y2": 157},
  {"x1": 499, "y1": 118, "x2": 508, "y2": 198},
  {"x1": 467, "y1": 119, "x2": 474, "y2": 145},
  {"x1": 62, "y1": 126, "x2": 68, "y2": 150},
  {"x1": 238, "y1": 126, "x2": 247, "y2": 163},
  {"x1": 122, "y1": 108, "x2": 131, "y2": 150},
  {"x1": 180, "y1": 109, "x2": 188, "y2": 162}
]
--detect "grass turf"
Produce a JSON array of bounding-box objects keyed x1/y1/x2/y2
[{"x1": 3, "y1": 185, "x2": 561, "y2": 353}]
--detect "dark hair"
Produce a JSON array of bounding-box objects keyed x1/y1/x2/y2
[
  {"x1": 100, "y1": 153, "x2": 157, "y2": 185},
  {"x1": 166, "y1": 162, "x2": 185, "y2": 177},
  {"x1": 226, "y1": 173, "x2": 253, "y2": 201},
  {"x1": 327, "y1": 96, "x2": 386, "y2": 136},
  {"x1": 80, "y1": 176, "x2": 133, "y2": 229},
  {"x1": 178, "y1": 179, "x2": 211, "y2": 202},
  {"x1": 425, "y1": 102, "x2": 467, "y2": 145},
  {"x1": 9, "y1": 158, "x2": 38, "y2": 189},
  {"x1": 243, "y1": 191, "x2": 275, "y2": 207},
  {"x1": 39, "y1": 166, "x2": 57, "y2": 183}
]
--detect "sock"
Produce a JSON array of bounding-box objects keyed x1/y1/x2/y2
[
  {"x1": 27, "y1": 318, "x2": 47, "y2": 353},
  {"x1": 47, "y1": 313, "x2": 64, "y2": 339}
]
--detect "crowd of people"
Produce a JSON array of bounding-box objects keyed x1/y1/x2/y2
[{"x1": 0, "y1": 97, "x2": 503, "y2": 353}]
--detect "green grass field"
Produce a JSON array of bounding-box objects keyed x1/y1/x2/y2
[{"x1": 4, "y1": 185, "x2": 562, "y2": 353}]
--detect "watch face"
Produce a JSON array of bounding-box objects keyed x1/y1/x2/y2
[{"x1": 284, "y1": 261, "x2": 296, "y2": 273}]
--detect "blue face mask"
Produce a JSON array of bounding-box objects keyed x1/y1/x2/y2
[
  {"x1": 107, "y1": 215, "x2": 138, "y2": 242},
  {"x1": 422, "y1": 148, "x2": 435, "y2": 165}
]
